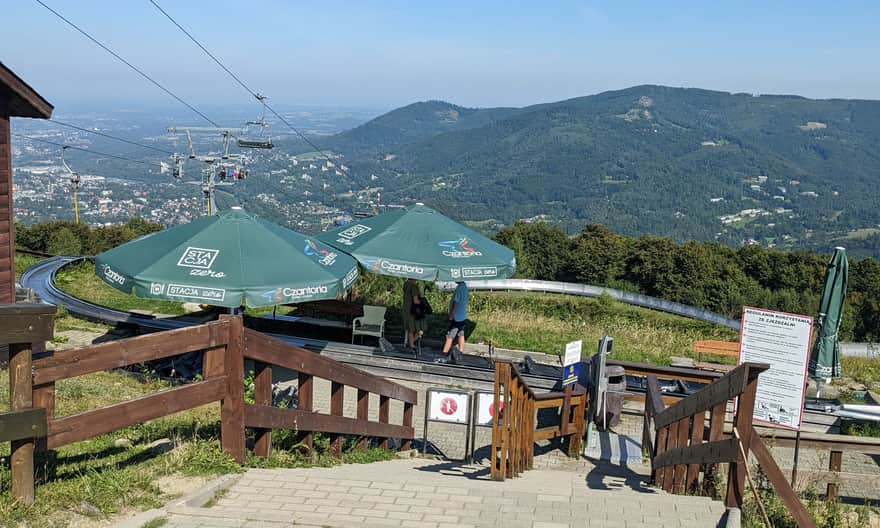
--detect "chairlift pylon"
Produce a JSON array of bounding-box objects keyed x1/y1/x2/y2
[
  {"x1": 238, "y1": 94, "x2": 273, "y2": 149},
  {"x1": 60, "y1": 146, "x2": 81, "y2": 224}
]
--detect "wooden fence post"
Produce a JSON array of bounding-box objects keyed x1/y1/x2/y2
[
  {"x1": 2, "y1": 304, "x2": 55, "y2": 505},
  {"x1": 330, "y1": 382, "x2": 344, "y2": 455},
  {"x1": 826, "y1": 450, "x2": 843, "y2": 502},
  {"x1": 356, "y1": 389, "x2": 369, "y2": 450},
  {"x1": 219, "y1": 315, "x2": 245, "y2": 464},
  {"x1": 685, "y1": 411, "x2": 705, "y2": 493},
  {"x1": 253, "y1": 361, "x2": 272, "y2": 458},
  {"x1": 704, "y1": 401, "x2": 726, "y2": 497},
  {"x1": 298, "y1": 371, "x2": 313, "y2": 453},
  {"x1": 726, "y1": 366, "x2": 759, "y2": 509},
  {"x1": 378, "y1": 396, "x2": 390, "y2": 450},
  {"x1": 401, "y1": 402, "x2": 413, "y2": 451}
]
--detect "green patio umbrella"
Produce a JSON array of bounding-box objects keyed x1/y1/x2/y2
[
  {"x1": 318, "y1": 203, "x2": 516, "y2": 281},
  {"x1": 95, "y1": 207, "x2": 358, "y2": 308},
  {"x1": 809, "y1": 246, "x2": 848, "y2": 380}
]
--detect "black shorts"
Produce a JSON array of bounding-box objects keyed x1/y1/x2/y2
[{"x1": 446, "y1": 319, "x2": 466, "y2": 339}]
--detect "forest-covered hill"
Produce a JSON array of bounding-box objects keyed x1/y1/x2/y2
[{"x1": 324, "y1": 85, "x2": 880, "y2": 257}]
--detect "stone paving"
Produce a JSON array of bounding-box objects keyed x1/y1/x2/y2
[{"x1": 156, "y1": 458, "x2": 726, "y2": 528}]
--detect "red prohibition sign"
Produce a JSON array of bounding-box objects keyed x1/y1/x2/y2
[
  {"x1": 440, "y1": 397, "x2": 458, "y2": 415},
  {"x1": 489, "y1": 400, "x2": 504, "y2": 418}
]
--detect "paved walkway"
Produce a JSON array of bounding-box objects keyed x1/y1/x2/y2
[{"x1": 157, "y1": 458, "x2": 726, "y2": 528}]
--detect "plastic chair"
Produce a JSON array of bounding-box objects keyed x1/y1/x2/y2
[{"x1": 352, "y1": 305, "x2": 386, "y2": 344}]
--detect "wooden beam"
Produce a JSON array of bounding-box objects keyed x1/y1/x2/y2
[
  {"x1": 0, "y1": 62, "x2": 55, "y2": 118},
  {"x1": 0, "y1": 408, "x2": 46, "y2": 442},
  {"x1": 219, "y1": 315, "x2": 245, "y2": 464},
  {"x1": 34, "y1": 320, "x2": 230, "y2": 384},
  {"x1": 827, "y1": 450, "x2": 843, "y2": 502},
  {"x1": 653, "y1": 438, "x2": 739, "y2": 468},
  {"x1": 0, "y1": 304, "x2": 55, "y2": 343},
  {"x1": 48, "y1": 377, "x2": 226, "y2": 449},
  {"x1": 749, "y1": 434, "x2": 817, "y2": 528},
  {"x1": 654, "y1": 363, "x2": 769, "y2": 429},
  {"x1": 9, "y1": 342, "x2": 35, "y2": 504},
  {"x1": 252, "y1": 361, "x2": 272, "y2": 458},
  {"x1": 243, "y1": 328, "x2": 417, "y2": 404},
  {"x1": 244, "y1": 404, "x2": 414, "y2": 439}
]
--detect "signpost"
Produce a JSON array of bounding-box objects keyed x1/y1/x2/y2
[
  {"x1": 738, "y1": 307, "x2": 813, "y2": 430},
  {"x1": 475, "y1": 390, "x2": 502, "y2": 427},
  {"x1": 423, "y1": 389, "x2": 472, "y2": 457},
  {"x1": 562, "y1": 340, "x2": 582, "y2": 387}
]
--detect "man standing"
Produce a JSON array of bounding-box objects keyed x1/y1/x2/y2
[{"x1": 438, "y1": 281, "x2": 468, "y2": 363}]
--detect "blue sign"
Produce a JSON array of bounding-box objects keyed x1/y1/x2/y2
[
  {"x1": 562, "y1": 362, "x2": 579, "y2": 387},
  {"x1": 562, "y1": 340, "x2": 582, "y2": 386}
]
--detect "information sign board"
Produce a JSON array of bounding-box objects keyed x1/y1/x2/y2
[
  {"x1": 562, "y1": 340, "x2": 582, "y2": 386},
  {"x1": 427, "y1": 389, "x2": 470, "y2": 424},
  {"x1": 739, "y1": 307, "x2": 813, "y2": 430}
]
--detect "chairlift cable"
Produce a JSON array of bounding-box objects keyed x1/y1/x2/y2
[
  {"x1": 48, "y1": 119, "x2": 175, "y2": 155},
  {"x1": 33, "y1": 0, "x2": 222, "y2": 128},
  {"x1": 147, "y1": 0, "x2": 349, "y2": 176},
  {"x1": 12, "y1": 133, "x2": 159, "y2": 167}
]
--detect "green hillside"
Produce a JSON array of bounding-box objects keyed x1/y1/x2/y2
[{"x1": 325, "y1": 86, "x2": 880, "y2": 257}]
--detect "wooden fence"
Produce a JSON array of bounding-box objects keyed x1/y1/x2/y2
[
  {"x1": 490, "y1": 360, "x2": 586, "y2": 481},
  {"x1": 643, "y1": 361, "x2": 817, "y2": 528},
  {"x1": 3, "y1": 306, "x2": 416, "y2": 505}
]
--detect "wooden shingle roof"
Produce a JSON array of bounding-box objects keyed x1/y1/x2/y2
[{"x1": 0, "y1": 62, "x2": 53, "y2": 118}]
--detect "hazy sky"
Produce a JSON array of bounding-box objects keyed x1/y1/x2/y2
[{"x1": 5, "y1": 0, "x2": 880, "y2": 111}]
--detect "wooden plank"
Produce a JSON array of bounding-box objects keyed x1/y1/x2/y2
[
  {"x1": 378, "y1": 395, "x2": 390, "y2": 450},
  {"x1": 330, "y1": 382, "x2": 344, "y2": 455},
  {"x1": 685, "y1": 410, "x2": 705, "y2": 493},
  {"x1": 827, "y1": 450, "x2": 843, "y2": 502},
  {"x1": 0, "y1": 304, "x2": 55, "y2": 343},
  {"x1": 48, "y1": 377, "x2": 226, "y2": 449},
  {"x1": 694, "y1": 340, "x2": 740, "y2": 357},
  {"x1": 726, "y1": 368, "x2": 761, "y2": 509},
  {"x1": 662, "y1": 420, "x2": 678, "y2": 492},
  {"x1": 401, "y1": 402, "x2": 413, "y2": 451},
  {"x1": 653, "y1": 438, "x2": 739, "y2": 468},
  {"x1": 34, "y1": 320, "x2": 230, "y2": 384},
  {"x1": 0, "y1": 408, "x2": 46, "y2": 442},
  {"x1": 747, "y1": 429, "x2": 880, "y2": 454},
  {"x1": 645, "y1": 375, "x2": 666, "y2": 416},
  {"x1": 252, "y1": 361, "x2": 272, "y2": 458},
  {"x1": 704, "y1": 401, "x2": 726, "y2": 497},
  {"x1": 298, "y1": 372, "x2": 313, "y2": 453},
  {"x1": 672, "y1": 417, "x2": 690, "y2": 493},
  {"x1": 219, "y1": 315, "x2": 245, "y2": 464},
  {"x1": 9, "y1": 342, "x2": 35, "y2": 504},
  {"x1": 652, "y1": 425, "x2": 669, "y2": 485},
  {"x1": 32, "y1": 380, "x2": 54, "y2": 453},
  {"x1": 608, "y1": 359, "x2": 722, "y2": 384},
  {"x1": 356, "y1": 389, "x2": 369, "y2": 450},
  {"x1": 749, "y1": 434, "x2": 817, "y2": 528},
  {"x1": 491, "y1": 362, "x2": 503, "y2": 481},
  {"x1": 654, "y1": 363, "x2": 769, "y2": 429},
  {"x1": 244, "y1": 404, "x2": 414, "y2": 439},
  {"x1": 243, "y1": 328, "x2": 417, "y2": 404}
]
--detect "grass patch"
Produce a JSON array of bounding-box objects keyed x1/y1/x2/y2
[
  {"x1": 140, "y1": 517, "x2": 168, "y2": 528},
  {"x1": 15, "y1": 252, "x2": 43, "y2": 278},
  {"x1": 354, "y1": 274, "x2": 737, "y2": 365},
  {"x1": 55, "y1": 261, "x2": 187, "y2": 316},
  {"x1": 840, "y1": 357, "x2": 880, "y2": 384}
]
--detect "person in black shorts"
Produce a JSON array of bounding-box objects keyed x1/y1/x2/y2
[{"x1": 438, "y1": 281, "x2": 468, "y2": 363}]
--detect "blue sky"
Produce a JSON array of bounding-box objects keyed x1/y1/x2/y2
[{"x1": 5, "y1": 1, "x2": 880, "y2": 110}]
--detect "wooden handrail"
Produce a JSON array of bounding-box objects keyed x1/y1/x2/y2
[
  {"x1": 491, "y1": 360, "x2": 585, "y2": 481},
  {"x1": 644, "y1": 361, "x2": 817, "y2": 528},
  {"x1": 653, "y1": 362, "x2": 769, "y2": 429},
  {"x1": 33, "y1": 320, "x2": 231, "y2": 384},
  {"x1": 243, "y1": 328, "x2": 417, "y2": 404}
]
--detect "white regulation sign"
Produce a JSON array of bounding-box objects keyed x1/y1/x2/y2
[
  {"x1": 739, "y1": 307, "x2": 813, "y2": 430},
  {"x1": 475, "y1": 390, "x2": 504, "y2": 427},
  {"x1": 427, "y1": 389, "x2": 470, "y2": 424}
]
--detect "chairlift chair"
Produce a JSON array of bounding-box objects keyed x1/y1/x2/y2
[{"x1": 238, "y1": 94, "x2": 274, "y2": 150}]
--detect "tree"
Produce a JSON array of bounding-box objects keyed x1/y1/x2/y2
[{"x1": 47, "y1": 227, "x2": 82, "y2": 256}]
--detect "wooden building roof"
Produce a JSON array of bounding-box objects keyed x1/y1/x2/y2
[{"x1": 0, "y1": 62, "x2": 53, "y2": 118}]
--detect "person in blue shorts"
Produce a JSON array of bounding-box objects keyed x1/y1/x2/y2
[{"x1": 438, "y1": 281, "x2": 468, "y2": 363}]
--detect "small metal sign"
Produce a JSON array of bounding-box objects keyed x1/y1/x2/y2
[
  {"x1": 474, "y1": 390, "x2": 504, "y2": 427},
  {"x1": 427, "y1": 389, "x2": 470, "y2": 424},
  {"x1": 562, "y1": 340, "x2": 582, "y2": 386}
]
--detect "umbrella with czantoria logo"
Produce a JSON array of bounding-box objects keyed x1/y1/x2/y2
[
  {"x1": 317, "y1": 203, "x2": 516, "y2": 281},
  {"x1": 95, "y1": 207, "x2": 359, "y2": 308}
]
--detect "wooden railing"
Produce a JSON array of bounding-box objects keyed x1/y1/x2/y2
[
  {"x1": 490, "y1": 360, "x2": 586, "y2": 481},
  {"x1": 643, "y1": 362, "x2": 817, "y2": 528},
  {"x1": 4, "y1": 309, "x2": 416, "y2": 504}
]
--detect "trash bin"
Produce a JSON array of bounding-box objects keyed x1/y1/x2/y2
[{"x1": 597, "y1": 365, "x2": 626, "y2": 429}]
